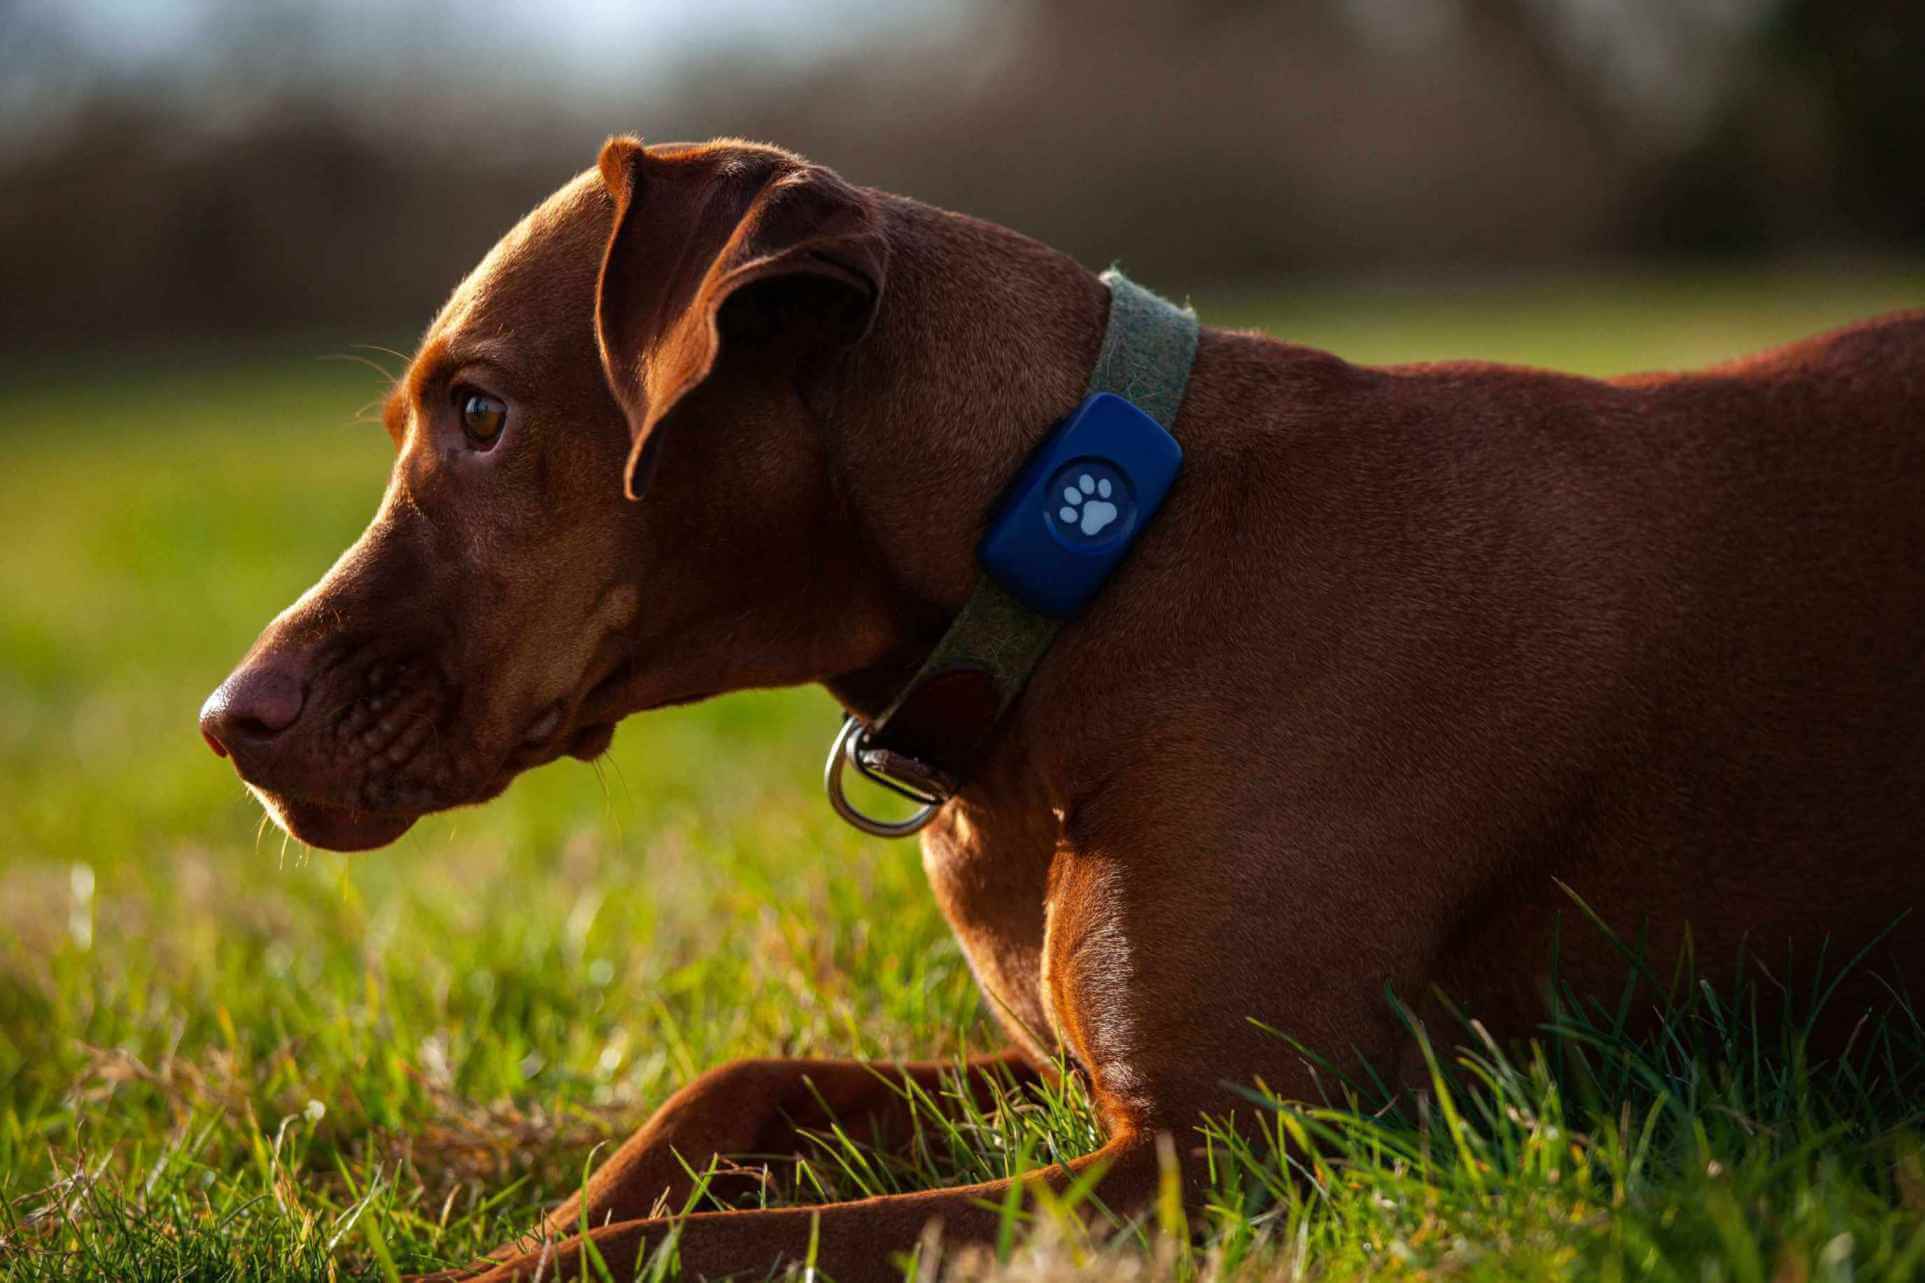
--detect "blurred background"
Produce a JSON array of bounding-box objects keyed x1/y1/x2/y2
[
  {"x1": 1, "y1": 4, "x2": 1922, "y2": 1273},
  {"x1": 4, "y1": 0, "x2": 1924, "y2": 351}
]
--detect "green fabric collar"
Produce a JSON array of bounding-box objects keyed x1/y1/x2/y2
[{"x1": 825, "y1": 268, "x2": 1199, "y2": 837}]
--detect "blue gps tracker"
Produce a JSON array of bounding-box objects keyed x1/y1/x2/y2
[
  {"x1": 824, "y1": 271, "x2": 1196, "y2": 837},
  {"x1": 978, "y1": 392, "x2": 1183, "y2": 618}
]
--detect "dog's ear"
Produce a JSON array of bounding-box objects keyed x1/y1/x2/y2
[{"x1": 594, "y1": 136, "x2": 887, "y2": 499}]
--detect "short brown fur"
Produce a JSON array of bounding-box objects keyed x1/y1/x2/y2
[{"x1": 201, "y1": 137, "x2": 1925, "y2": 1281}]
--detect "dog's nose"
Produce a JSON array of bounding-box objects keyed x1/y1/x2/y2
[{"x1": 200, "y1": 663, "x2": 306, "y2": 758}]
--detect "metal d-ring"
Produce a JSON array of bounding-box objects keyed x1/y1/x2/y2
[{"x1": 824, "y1": 716, "x2": 943, "y2": 839}]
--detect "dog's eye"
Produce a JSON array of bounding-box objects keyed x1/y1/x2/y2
[{"x1": 455, "y1": 388, "x2": 507, "y2": 447}]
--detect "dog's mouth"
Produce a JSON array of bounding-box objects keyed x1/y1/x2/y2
[
  {"x1": 510, "y1": 657, "x2": 630, "y2": 769},
  {"x1": 562, "y1": 659, "x2": 633, "y2": 760},
  {"x1": 512, "y1": 701, "x2": 618, "y2": 765},
  {"x1": 565, "y1": 720, "x2": 617, "y2": 760},
  {"x1": 229, "y1": 649, "x2": 639, "y2": 854}
]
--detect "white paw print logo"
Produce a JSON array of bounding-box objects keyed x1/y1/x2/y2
[{"x1": 1058, "y1": 472, "x2": 1119, "y2": 537}]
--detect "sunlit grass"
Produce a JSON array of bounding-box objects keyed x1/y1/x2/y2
[{"x1": 2, "y1": 268, "x2": 1922, "y2": 1279}]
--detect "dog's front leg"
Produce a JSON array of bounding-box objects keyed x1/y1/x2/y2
[
  {"x1": 460, "y1": 1130, "x2": 1158, "y2": 1283},
  {"x1": 427, "y1": 1051, "x2": 1039, "y2": 1280}
]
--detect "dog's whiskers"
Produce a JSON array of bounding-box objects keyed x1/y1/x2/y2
[
  {"x1": 600, "y1": 751, "x2": 634, "y2": 849},
  {"x1": 351, "y1": 342, "x2": 412, "y2": 367},
  {"x1": 317, "y1": 351, "x2": 402, "y2": 388}
]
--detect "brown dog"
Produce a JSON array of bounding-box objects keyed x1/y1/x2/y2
[{"x1": 200, "y1": 136, "x2": 1925, "y2": 1280}]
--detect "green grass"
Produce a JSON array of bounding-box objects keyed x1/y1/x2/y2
[{"x1": 2, "y1": 268, "x2": 1923, "y2": 1280}]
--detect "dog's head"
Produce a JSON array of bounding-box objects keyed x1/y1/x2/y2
[{"x1": 199, "y1": 138, "x2": 890, "y2": 850}]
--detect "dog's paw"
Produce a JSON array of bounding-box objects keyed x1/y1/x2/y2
[{"x1": 1058, "y1": 472, "x2": 1119, "y2": 536}]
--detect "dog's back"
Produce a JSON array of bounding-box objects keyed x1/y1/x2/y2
[
  {"x1": 1033, "y1": 308, "x2": 1925, "y2": 1072},
  {"x1": 1530, "y1": 310, "x2": 1925, "y2": 1023}
]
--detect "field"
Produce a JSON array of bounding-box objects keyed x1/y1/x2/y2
[{"x1": 4, "y1": 269, "x2": 1924, "y2": 1281}]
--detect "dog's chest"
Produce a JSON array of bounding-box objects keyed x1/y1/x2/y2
[{"x1": 919, "y1": 810, "x2": 1057, "y2": 1060}]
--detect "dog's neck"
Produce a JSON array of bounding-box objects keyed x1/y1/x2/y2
[{"x1": 818, "y1": 196, "x2": 1111, "y2": 719}]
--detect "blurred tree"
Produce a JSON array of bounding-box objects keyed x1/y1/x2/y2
[
  {"x1": 1, "y1": 0, "x2": 1918, "y2": 352},
  {"x1": 1638, "y1": 0, "x2": 1925, "y2": 254},
  {"x1": 1772, "y1": 0, "x2": 1925, "y2": 239}
]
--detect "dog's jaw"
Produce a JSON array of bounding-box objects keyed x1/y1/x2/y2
[{"x1": 254, "y1": 790, "x2": 418, "y2": 852}]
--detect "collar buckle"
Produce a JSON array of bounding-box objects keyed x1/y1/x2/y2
[{"x1": 823, "y1": 716, "x2": 946, "y2": 838}]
